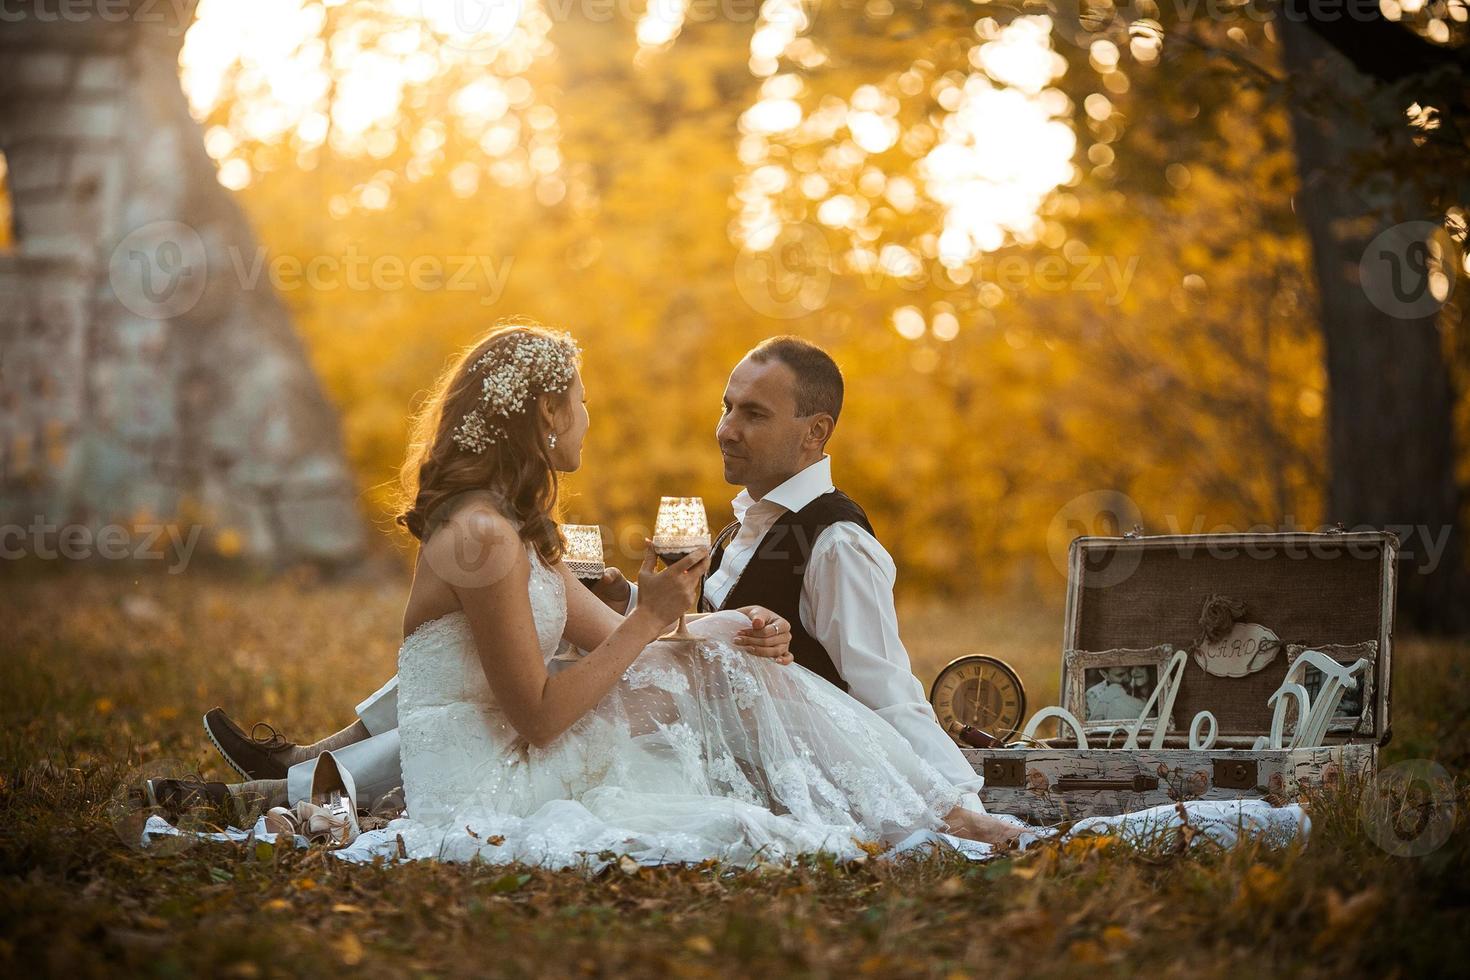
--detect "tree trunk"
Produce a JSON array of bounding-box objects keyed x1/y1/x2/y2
[
  {"x1": 1279, "y1": 18, "x2": 1469, "y2": 632},
  {"x1": 0, "y1": 4, "x2": 364, "y2": 567}
]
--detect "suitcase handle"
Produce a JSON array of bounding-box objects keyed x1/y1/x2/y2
[{"x1": 1054, "y1": 775, "x2": 1159, "y2": 793}]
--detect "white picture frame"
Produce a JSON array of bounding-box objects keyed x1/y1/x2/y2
[
  {"x1": 1284, "y1": 641, "x2": 1377, "y2": 738},
  {"x1": 1063, "y1": 646, "x2": 1176, "y2": 734}
]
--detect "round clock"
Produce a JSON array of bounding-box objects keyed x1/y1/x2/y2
[{"x1": 928, "y1": 655, "x2": 1027, "y2": 744}]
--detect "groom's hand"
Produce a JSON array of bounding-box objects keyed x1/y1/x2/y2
[
  {"x1": 591, "y1": 568, "x2": 633, "y2": 614},
  {"x1": 734, "y1": 606, "x2": 795, "y2": 665}
]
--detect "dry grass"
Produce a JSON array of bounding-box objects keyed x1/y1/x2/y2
[{"x1": 2, "y1": 565, "x2": 1468, "y2": 979}]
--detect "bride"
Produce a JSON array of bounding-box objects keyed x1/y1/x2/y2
[{"x1": 340, "y1": 321, "x2": 1020, "y2": 866}]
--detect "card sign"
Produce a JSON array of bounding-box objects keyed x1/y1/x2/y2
[{"x1": 1193, "y1": 621, "x2": 1280, "y2": 678}]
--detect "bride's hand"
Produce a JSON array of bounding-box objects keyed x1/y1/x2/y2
[
  {"x1": 733, "y1": 606, "x2": 795, "y2": 665},
  {"x1": 632, "y1": 540, "x2": 709, "y2": 630}
]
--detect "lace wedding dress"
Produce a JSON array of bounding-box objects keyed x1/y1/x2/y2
[{"x1": 382, "y1": 544, "x2": 966, "y2": 867}]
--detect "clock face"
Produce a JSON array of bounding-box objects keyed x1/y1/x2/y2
[{"x1": 929, "y1": 656, "x2": 1026, "y2": 742}]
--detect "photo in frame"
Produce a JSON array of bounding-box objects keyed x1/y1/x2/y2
[
  {"x1": 1283, "y1": 641, "x2": 1378, "y2": 738},
  {"x1": 1064, "y1": 646, "x2": 1176, "y2": 733}
]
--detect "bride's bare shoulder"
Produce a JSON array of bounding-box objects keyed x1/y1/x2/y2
[{"x1": 419, "y1": 492, "x2": 527, "y2": 588}]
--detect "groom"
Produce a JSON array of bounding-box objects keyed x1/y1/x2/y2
[
  {"x1": 597, "y1": 337, "x2": 986, "y2": 812},
  {"x1": 203, "y1": 336, "x2": 987, "y2": 817}
]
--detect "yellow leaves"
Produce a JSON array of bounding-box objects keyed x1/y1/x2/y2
[
  {"x1": 1231, "y1": 862, "x2": 1287, "y2": 915},
  {"x1": 334, "y1": 932, "x2": 364, "y2": 966},
  {"x1": 1063, "y1": 833, "x2": 1116, "y2": 861},
  {"x1": 214, "y1": 528, "x2": 244, "y2": 558},
  {"x1": 331, "y1": 903, "x2": 366, "y2": 914},
  {"x1": 1066, "y1": 939, "x2": 1107, "y2": 965},
  {"x1": 683, "y1": 935, "x2": 715, "y2": 955},
  {"x1": 94, "y1": 697, "x2": 114, "y2": 716},
  {"x1": 1324, "y1": 886, "x2": 1382, "y2": 928},
  {"x1": 1312, "y1": 888, "x2": 1384, "y2": 954},
  {"x1": 852, "y1": 838, "x2": 887, "y2": 857},
  {"x1": 1243, "y1": 863, "x2": 1283, "y2": 900},
  {"x1": 263, "y1": 898, "x2": 291, "y2": 912},
  {"x1": 294, "y1": 877, "x2": 317, "y2": 891},
  {"x1": 1068, "y1": 924, "x2": 1133, "y2": 964}
]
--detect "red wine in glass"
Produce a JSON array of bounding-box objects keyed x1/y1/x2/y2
[{"x1": 651, "y1": 497, "x2": 710, "y2": 640}]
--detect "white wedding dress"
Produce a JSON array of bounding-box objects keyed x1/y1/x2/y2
[
  {"x1": 139, "y1": 546, "x2": 1311, "y2": 863},
  {"x1": 381, "y1": 544, "x2": 967, "y2": 868}
]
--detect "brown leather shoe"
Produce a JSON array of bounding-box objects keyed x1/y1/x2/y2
[
  {"x1": 203, "y1": 707, "x2": 298, "y2": 780},
  {"x1": 143, "y1": 777, "x2": 234, "y2": 818}
]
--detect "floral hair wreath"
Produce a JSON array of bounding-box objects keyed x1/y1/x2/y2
[{"x1": 452, "y1": 330, "x2": 581, "y2": 453}]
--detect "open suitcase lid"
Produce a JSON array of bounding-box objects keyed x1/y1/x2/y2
[{"x1": 1060, "y1": 530, "x2": 1397, "y2": 746}]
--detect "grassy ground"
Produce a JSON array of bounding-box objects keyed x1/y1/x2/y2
[{"x1": 2, "y1": 566, "x2": 1468, "y2": 978}]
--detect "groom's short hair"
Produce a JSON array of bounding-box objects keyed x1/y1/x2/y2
[{"x1": 747, "y1": 336, "x2": 843, "y2": 423}]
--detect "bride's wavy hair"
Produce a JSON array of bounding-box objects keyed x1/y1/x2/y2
[{"x1": 395, "y1": 319, "x2": 579, "y2": 563}]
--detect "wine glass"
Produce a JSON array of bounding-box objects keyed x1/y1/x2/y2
[
  {"x1": 651, "y1": 496, "x2": 710, "y2": 640},
  {"x1": 562, "y1": 524, "x2": 605, "y2": 590}
]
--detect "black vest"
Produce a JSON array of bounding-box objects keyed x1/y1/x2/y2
[{"x1": 700, "y1": 489, "x2": 874, "y2": 692}]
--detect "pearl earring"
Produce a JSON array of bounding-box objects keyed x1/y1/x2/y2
[{"x1": 548, "y1": 432, "x2": 558, "y2": 449}]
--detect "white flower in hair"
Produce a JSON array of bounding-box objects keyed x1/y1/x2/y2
[{"x1": 452, "y1": 330, "x2": 581, "y2": 453}]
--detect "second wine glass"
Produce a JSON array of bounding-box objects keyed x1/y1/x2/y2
[
  {"x1": 651, "y1": 496, "x2": 711, "y2": 640},
  {"x1": 561, "y1": 524, "x2": 605, "y2": 589}
]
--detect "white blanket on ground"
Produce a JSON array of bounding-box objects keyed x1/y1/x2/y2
[{"x1": 138, "y1": 799, "x2": 1308, "y2": 871}]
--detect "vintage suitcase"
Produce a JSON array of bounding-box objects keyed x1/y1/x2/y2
[{"x1": 966, "y1": 530, "x2": 1396, "y2": 822}]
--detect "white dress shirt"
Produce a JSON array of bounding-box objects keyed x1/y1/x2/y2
[{"x1": 699, "y1": 455, "x2": 985, "y2": 811}]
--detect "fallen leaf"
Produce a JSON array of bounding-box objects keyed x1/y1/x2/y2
[{"x1": 335, "y1": 933, "x2": 364, "y2": 966}]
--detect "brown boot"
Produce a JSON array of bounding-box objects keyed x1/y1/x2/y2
[{"x1": 202, "y1": 707, "x2": 299, "y2": 780}]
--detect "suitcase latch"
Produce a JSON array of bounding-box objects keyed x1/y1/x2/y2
[
  {"x1": 983, "y1": 757, "x2": 1026, "y2": 788},
  {"x1": 1213, "y1": 759, "x2": 1259, "y2": 789},
  {"x1": 1053, "y1": 775, "x2": 1159, "y2": 793}
]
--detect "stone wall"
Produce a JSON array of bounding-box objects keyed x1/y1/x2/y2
[{"x1": 0, "y1": 4, "x2": 364, "y2": 565}]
